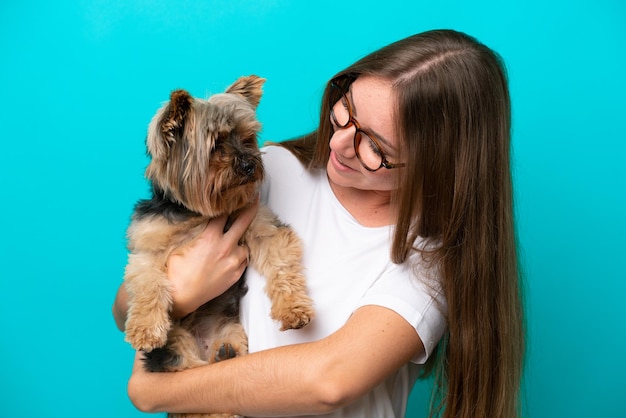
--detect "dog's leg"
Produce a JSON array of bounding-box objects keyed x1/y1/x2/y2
[
  {"x1": 143, "y1": 324, "x2": 207, "y2": 372},
  {"x1": 247, "y1": 207, "x2": 314, "y2": 330},
  {"x1": 164, "y1": 321, "x2": 246, "y2": 418},
  {"x1": 124, "y1": 252, "x2": 173, "y2": 351},
  {"x1": 206, "y1": 321, "x2": 248, "y2": 364}
]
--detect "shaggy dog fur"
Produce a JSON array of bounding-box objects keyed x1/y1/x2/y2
[{"x1": 123, "y1": 76, "x2": 314, "y2": 418}]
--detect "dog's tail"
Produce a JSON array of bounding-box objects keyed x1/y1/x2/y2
[{"x1": 142, "y1": 347, "x2": 181, "y2": 372}]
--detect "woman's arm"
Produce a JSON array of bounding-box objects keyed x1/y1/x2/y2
[
  {"x1": 112, "y1": 283, "x2": 130, "y2": 331},
  {"x1": 112, "y1": 200, "x2": 259, "y2": 331},
  {"x1": 128, "y1": 304, "x2": 424, "y2": 416}
]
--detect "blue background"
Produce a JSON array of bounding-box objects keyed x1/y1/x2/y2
[{"x1": 1, "y1": 1, "x2": 624, "y2": 417}]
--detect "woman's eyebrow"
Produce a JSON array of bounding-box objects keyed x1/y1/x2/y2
[{"x1": 348, "y1": 88, "x2": 396, "y2": 150}]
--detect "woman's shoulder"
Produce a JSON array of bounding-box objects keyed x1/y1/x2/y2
[
  {"x1": 261, "y1": 143, "x2": 296, "y2": 161},
  {"x1": 258, "y1": 144, "x2": 324, "y2": 225},
  {"x1": 261, "y1": 144, "x2": 310, "y2": 177}
]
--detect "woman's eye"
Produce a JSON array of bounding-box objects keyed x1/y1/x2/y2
[
  {"x1": 367, "y1": 138, "x2": 382, "y2": 156},
  {"x1": 341, "y1": 96, "x2": 349, "y2": 110}
]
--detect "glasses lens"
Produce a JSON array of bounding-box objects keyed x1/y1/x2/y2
[
  {"x1": 329, "y1": 83, "x2": 350, "y2": 127},
  {"x1": 355, "y1": 131, "x2": 383, "y2": 171}
]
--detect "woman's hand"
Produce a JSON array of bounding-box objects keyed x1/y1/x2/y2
[
  {"x1": 112, "y1": 199, "x2": 259, "y2": 332},
  {"x1": 168, "y1": 199, "x2": 259, "y2": 318}
]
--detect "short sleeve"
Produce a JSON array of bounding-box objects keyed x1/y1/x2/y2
[{"x1": 356, "y1": 255, "x2": 447, "y2": 364}]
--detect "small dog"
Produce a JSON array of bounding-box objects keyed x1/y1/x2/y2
[{"x1": 123, "y1": 75, "x2": 314, "y2": 418}]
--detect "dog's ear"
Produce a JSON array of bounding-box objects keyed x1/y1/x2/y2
[
  {"x1": 225, "y1": 75, "x2": 266, "y2": 109},
  {"x1": 148, "y1": 89, "x2": 193, "y2": 162},
  {"x1": 161, "y1": 89, "x2": 193, "y2": 144}
]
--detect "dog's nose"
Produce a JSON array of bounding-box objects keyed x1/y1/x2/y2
[{"x1": 239, "y1": 159, "x2": 256, "y2": 177}]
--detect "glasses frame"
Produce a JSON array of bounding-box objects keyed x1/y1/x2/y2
[{"x1": 329, "y1": 77, "x2": 406, "y2": 172}]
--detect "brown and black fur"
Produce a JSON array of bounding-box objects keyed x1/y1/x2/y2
[{"x1": 123, "y1": 76, "x2": 314, "y2": 418}]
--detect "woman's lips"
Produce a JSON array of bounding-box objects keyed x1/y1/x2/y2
[{"x1": 330, "y1": 150, "x2": 356, "y2": 172}]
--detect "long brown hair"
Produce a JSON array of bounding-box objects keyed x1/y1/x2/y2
[{"x1": 279, "y1": 29, "x2": 524, "y2": 417}]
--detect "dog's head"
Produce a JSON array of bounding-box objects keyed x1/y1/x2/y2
[{"x1": 145, "y1": 75, "x2": 266, "y2": 217}]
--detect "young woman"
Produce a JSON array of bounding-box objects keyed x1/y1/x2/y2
[{"x1": 114, "y1": 29, "x2": 525, "y2": 418}]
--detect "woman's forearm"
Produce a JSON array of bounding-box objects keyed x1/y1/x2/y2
[
  {"x1": 130, "y1": 342, "x2": 337, "y2": 416},
  {"x1": 128, "y1": 306, "x2": 423, "y2": 416},
  {"x1": 113, "y1": 283, "x2": 129, "y2": 332}
]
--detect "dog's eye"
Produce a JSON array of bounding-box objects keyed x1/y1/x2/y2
[
  {"x1": 213, "y1": 132, "x2": 229, "y2": 149},
  {"x1": 241, "y1": 135, "x2": 257, "y2": 148}
]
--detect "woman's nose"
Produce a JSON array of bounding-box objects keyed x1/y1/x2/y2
[{"x1": 329, "y1": 126, "x2": 356, "y2": 157}]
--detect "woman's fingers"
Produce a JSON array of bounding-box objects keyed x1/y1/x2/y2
[{"x1": 224, "y1": 198, "x2": 259, "y2": 243}]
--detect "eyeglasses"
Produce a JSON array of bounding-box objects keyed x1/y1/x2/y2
[{"x1": 329, "y1": 77, "x2": 406, "y2": 172}]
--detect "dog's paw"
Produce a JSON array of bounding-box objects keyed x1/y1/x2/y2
[
  {"x1": 279, "y1": 312, "x2": 313, "y2": 331},
  {"x1": 215, "y1": 343, "x2": 237, "y2": 362},
  {"x1": 211, "y1": 341, "x2": 245, "y2": 363},
  {"x1": 276, "y1": 302, "x2": 315, "y2": 331},
  {"x1": 125, "y1": 321, "x2": 170, "y2": 352}
]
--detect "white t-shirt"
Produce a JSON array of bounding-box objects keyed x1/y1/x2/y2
[{"x1": 241, "y1": 145, "x2": 447, "y2": 418}]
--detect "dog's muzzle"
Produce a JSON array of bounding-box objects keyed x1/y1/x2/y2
[{"x1": 238, "y1": 158, "x2": 256, "y2": 177}]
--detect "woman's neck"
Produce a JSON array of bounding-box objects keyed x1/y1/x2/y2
[{"x1": 328, "y1": 179, "x2": 395, "y2": 227}]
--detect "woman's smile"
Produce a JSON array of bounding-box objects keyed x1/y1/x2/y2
[{"x1": 329, "y1": 149, "x2": 357, "y2": 173}]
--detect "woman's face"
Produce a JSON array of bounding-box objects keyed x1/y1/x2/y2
[{"x1": 326, "y1": 76, "x2": 403, "y2": 194}]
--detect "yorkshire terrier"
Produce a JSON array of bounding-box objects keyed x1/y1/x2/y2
[{"x1": 123, "y1": 75, "x2": 314, "y2": 418}]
